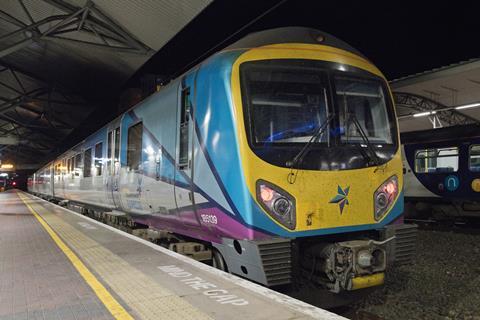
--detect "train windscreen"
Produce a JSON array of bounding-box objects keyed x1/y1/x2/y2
[{"x1": 240, "y1": 59, "x2": 398, "y2": 170}]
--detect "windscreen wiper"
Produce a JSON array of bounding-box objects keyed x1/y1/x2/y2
[
  {"x1": 347, "y1": 113, "x2": 382, "y2": 167},
  {"x1": 287, "y1": 114, "x2": 334, "y2": 184}
]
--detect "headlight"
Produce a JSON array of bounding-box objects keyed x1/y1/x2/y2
[
  {"x1": 374, "y1": 175, "x2": 398, "y2": 221},
  {"x1": 256, "y1": 180, "x2": 296, "y2": 230}
]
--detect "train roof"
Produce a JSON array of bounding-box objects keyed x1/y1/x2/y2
[
  {"x1": 401, "y1": 124, "x2": 480, "y2": 144},
  {"x1": 225, "y1": 27, "x2": 367, "y2": 59}
]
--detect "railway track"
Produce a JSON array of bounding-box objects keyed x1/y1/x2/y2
[{"x1": 405, "y1": 218, "x2": 480, "y2": 234}]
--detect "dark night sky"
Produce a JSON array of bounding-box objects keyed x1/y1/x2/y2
[{"x1": 132, "y1": 0, "x2": 480, "y2": 83}]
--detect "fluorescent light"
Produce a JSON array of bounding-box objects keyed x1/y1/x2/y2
[
  {"x1": 413, "y1": 111, "x2": 436, "y2": 117},
  {"x1": 455, "y1": 102, "x2": 480, "y2": 110}
]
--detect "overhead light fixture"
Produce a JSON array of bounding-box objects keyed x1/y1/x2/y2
[
  {"x1": 1, "y1": 164, "x2": 14, "y2": 169},
  {"x1": 413, "y1": 111, "x2": 436, "y2": 118},
  {"x1": 455, "y1": 102, "x2": 480, "y2": 110},
  {"x1": 400, "y1": 100, "x2": 480, "y2": 121}
]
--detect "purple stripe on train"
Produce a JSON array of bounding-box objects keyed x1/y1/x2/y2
[{"x1": 132, "y1": 206, "x2": 271, "y2": 244}]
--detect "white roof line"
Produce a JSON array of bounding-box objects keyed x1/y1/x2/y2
[{"x1": 390, "y1": 57, "x2": 480, "y2": 89}]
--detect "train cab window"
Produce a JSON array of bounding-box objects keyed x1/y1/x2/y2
[
  {"x1": 84, "y1": 148, "x2": 92, "y2": 177},
  {"x1": 469, "y1": 145, "x2": 480, "y2": 172},
  {"x1": 127, "y1": 122, "x2": 143, "y2": 171},
  {"x1": 95, "y1": 142, "x2": 103, "y2": 176},
  {"x1": 336, "y1": 76, "x2": 393, "y2": 145},
  {"x1": 74, "y1": 153, "x2": 83, "y2": 176},
  {"x1": 178, "y1": 87, "x2": 191, "y2": 168},
  {"x1": 415, "y1": 147, "x2": 459, "y2": 173}
]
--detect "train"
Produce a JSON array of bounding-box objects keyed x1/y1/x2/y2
[
  {"x1": 402, "y1": 124, "x2": 480, "y2": 219},
  {"x1": 28, "y1": 27, "x2": 416, "y2": 299}
]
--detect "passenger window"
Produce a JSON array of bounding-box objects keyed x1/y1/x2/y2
[
  {"x1": 74, "y1": 153, "x2": 83, "y2": 176},
  {"x1": 114, "y1": 127, "x2": 120, "y2": 163},
  {"x1": 67, "y1": 158, "x2": 71, "y2": 174},
  {"x1": 55, "y1": 164, "x2": 59, "y2": 182},
  {"x1": 84, "y1": 148, "x2": 92, "y2": 177},
  {"x1": 470, "y1": 145, "x2": 480, "y2": 172},
  {"x1": 178, "y1": 87, "x2": 191, "y2": 168},
  {"x1": 70, "y1": 156, "x2": 74, "y2": 174},
  {"x1": 95, "y1": 142, "x2": 103, "y2": 176},
  {"x1": 415, "y1": 147, "x2": 459, "y2": 173},
  {"x1": 127, "y1": 122, "x2": 143, "y2": 171}
]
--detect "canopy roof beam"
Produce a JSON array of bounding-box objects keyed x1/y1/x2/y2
[
  {"x1": 0, "y1": 0, "x2": 152, "y2": 58},
  {"x1": 394, "y1": 91, "x2": 478, "y2": 126}
]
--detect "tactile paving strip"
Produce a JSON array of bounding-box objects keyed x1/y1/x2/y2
[{"x1": 22, "y1": 195, "x2": 212, "y2": 320}]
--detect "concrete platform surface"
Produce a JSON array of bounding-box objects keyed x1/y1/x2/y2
[{"x1": 0, "y1": 190, "x2": 346, "y2": 320}]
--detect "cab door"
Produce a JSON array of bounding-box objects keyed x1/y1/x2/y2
[
  {"x1": 174, "y1": 83, "x2": 201, "y2": 227},
  {"x1": 106, "y1": 125, "x2": 121, "y2": 209}
]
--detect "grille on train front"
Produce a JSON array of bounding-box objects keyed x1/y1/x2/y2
[{"x1": 258, "y1": 239, "x2": 292, "y2": 286}]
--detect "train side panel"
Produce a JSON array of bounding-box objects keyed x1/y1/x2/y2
[
  {"x1": 36, "y1": 163, "x2": 53, "y2": 198},
  {"x1": 402, "y1": 145, "x2": 438, "y2": 199}
]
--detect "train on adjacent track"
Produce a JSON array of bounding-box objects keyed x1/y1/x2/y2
[
  {"x1": 402, "y1": 124, "x2": 480, "y2": 219},
  {"x1": 28, "y1": 27, "x2": 416, "y2": 302}
]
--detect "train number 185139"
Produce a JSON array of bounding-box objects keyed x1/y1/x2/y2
[{"x1": 200, "y1": 214, "x2": 218, "y2": 225}]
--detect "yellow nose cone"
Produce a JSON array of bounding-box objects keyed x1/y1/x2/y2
[{"x1": 472, "y1": 179, "x2": 480, "y2": 192}]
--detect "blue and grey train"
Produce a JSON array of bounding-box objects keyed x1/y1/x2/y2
[
  {"x1": 28, "y1": 27, "x2": 415, "y2": 295},
  {"x1": 402, "y1": 124, "x2": 480, "y2": 219}
]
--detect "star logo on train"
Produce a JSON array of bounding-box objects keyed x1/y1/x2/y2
[{"x1": 329, "y1": 185, "x2": 350, "y2": 214}]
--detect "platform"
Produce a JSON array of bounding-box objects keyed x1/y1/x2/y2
[{"x1": 0, "y1": 190, "x2": 345, "y2": 320}]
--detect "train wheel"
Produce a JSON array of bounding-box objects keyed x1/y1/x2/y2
[{"x1": 212, "y1": 249, "x2": 228, "y2": 272}]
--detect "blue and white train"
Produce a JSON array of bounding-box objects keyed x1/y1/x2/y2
[{"x1": 28, "y1": 27, "x2": 415, "y2": 295}]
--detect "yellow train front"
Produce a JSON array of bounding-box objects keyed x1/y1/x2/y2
[{"x1": 200, "y1": 27, "x2": 414, "y2": 296}]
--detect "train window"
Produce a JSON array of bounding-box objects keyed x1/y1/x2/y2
[
  {"x1": 114, "y1": 127, "x2": 120, "y2": 163},
  {"x1": 469, "y1": 145, "x2": 480, "y2": 172},
  {"x1": 107, "y1": 131, "x2": 113, "y2": 158},
  {"x1": 74, "y1": 153, "x2": 83, "y2": 176},
  {"x1": 242, "y1": 65, "x2": 329, "y2": 144},
  {"x1": 415, "y1": 147, "x2": 459, "y2": 173},
  {"x1": 67, "y1": 158, "x2": 71, "y2": 174},
  {"x1": 336, "y1": 76, "x2": 393, "y2": 145},
  {"x1": 84, "y1": 148, "x2": 92, "y2": 177},
  {"x1": 70, "y1": 156, "x2": 74, "y2": 173},
  {"x1": 178, "y1": 87, "x2": 191, "y2": 167},
  {"x1": 107, "y1": 130, "x2": 113, "y2": 174},
  {"x1": 127, "y1": 122, "x2": 143, "y2": 171},
  {"x1": 95, "y1": 142, "x2": 103, "y2": 176}
]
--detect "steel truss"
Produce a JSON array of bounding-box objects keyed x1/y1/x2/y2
[
  {"x1": 0, "y1": 63, "x2": 88, "y2": 165},
  {"x1": 0, "y1": 0, "x2": 152, "y2": 58},
  {"x1": 393, "y1": 91, "x2": 478, "y2": 127}
]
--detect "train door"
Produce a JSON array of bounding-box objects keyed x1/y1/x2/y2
[
  {"x1": 106, "y1": 126, "x2": 121, "y2": 209},
  {"x1": 174, "y1": 84, "x2": 201, "y2": 227},
  {"x1": 60, "y1": 158, "x2": 66, "y2": 199},
  {"x1": 122, "y1": 118, "x2": 149, "y2": 214}
]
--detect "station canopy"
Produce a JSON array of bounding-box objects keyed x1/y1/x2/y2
[
  {"x1": 391, "y1": 58, "x2": 480, "y2": 132},
  {"x1": 0, "y1": 0, "x2": 211, "y2": 169}
]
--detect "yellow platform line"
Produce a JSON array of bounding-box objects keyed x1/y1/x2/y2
[{"x1": 17, "y1": 191, "x2": 134, "y2": 320}]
